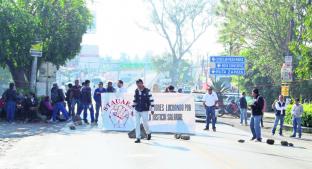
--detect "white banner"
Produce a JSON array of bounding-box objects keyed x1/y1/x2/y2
[{"x1": 101, "y1": 93, "x2": 195, "y2": 134}]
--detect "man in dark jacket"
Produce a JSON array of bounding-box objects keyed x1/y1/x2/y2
[
  {"x1": 106, "y1": 81, "x2": 116, "y2": 93},
  {"x1": 93, "y1": 82, "x2": 106, "y2": 124},
  {"x1": 2, "y1": 83, "x2": 17, "y2": 123},
  {"x1": 249, "y1": 88, "x2": 264, "y2": 142},
  {"x1": 71, "y1": 80, "x2": 82, "y2": 116},
  {"x1": 133, "y1": 79, "x2": 154, "y2": 143},
  {"x1": 49, "y1": 83, "x2": 70, "y2": 123},
  {"x1": 24, "y1": 92, "x2": 39, "y2": 122},
  {"x1": 65, "y1": 83, "x2": 73, "y2": 117},
  {"x1": 239, "y1": 92, "x2": 248, "y2": 125},
  {"x1": 80, "y1": 80, "x2": 95, "y2": 124}
]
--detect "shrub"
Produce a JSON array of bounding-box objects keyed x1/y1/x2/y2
[{"x1": 285, "y1": 103, "x2": 312, "y2": 127}]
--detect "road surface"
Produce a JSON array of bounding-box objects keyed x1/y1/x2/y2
[{"x1": 0, "y1": 120, "x2": 311, "y2": 169}]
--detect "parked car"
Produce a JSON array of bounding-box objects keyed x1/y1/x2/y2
[{"x1": 193, "y1": 92, "x2": 220, "y2": 122}]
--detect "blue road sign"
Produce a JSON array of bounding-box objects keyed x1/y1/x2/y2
[
  {"x1": 210, "y1": 68, "x2": 245, "y2": 75},
  {"x1": 215, "y1": 63, "x2": 245, "y2": 68},
  {"x1": 210, "y1": 56, "x2": 245, "y2": 63}
]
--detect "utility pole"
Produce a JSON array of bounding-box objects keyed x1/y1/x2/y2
[{"x1": 30, "y1": 41, "x2": 43, "y2": 92}]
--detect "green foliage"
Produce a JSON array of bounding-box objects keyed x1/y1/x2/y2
[
  {"x1": 211, "y1": 79, "x2": 231, "y2": 103},
  {"x1": 285, "y1": 104, "x2": 312, "y2": 127},
  {"x1": 0, "y1": 0, "x2": 92, "y2": 88},
  {"x1": 289, "y1": 4, "x2": 312, "y2": 79}
]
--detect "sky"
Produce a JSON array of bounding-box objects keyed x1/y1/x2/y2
[{"x1": 82, "y1": 0, "x2": 223, "y2": 60}]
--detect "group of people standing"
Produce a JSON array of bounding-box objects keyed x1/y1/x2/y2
[
  {"x1": 202, "y1": 87, "x2": 304, "y2": 142},
  {"x1": 50, "y1": 79, "x2": 127, "y2": 124}
]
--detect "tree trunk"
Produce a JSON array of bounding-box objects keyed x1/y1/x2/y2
[
  {"x1": 6, "y1": 62, "x2": 29, "y2": 89},
  {"x1": 169, "y1": 58, "x2": 180, "y2": 86}
]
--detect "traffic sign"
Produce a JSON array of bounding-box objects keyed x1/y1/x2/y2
[
  {"x1": 30, "y1": 50, "x2": 42, "y2": 57},
  {"x1": 281, "y1": 86, "x2": 289, "y2": 96},
  {"x1": 210, "y1": 68, "x2": 245, "y2": 75},
  {"x1": 215, "y1": 63, "x2": 245, "y2": 68},
  {"x1": 210, "y1": 56, "x2": 245, "y2": 63}
]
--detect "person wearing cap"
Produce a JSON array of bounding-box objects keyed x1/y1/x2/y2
[
  {"x1": 202, "y1": 87, "x2": 218, "y2": 131},
  {"x1": 291, "y1": 98, "x2": 304, "y2": 138},
  {"x1": 133, "y1": 79, "x2": 154, "y2": 143},
  {"x1": 93, "y1": 82, "x2": 106, "y2": 124},
  {"x1": 249, "y1": 88, "x2": 264, "y2": 142}
]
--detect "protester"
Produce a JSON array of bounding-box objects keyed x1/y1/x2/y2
[
  {"x1": 93, "y1": 82, "x2": 106, "y2": 124},
  {"x1": 272, "y1": 95, "x2": 286, "y2": 136},
  {"x1": 80, "y1": 80, "x2": 95, "y2": 124},
  {"x1": 71, "y1": 80, "x2": 82, "y2": 116},
  {"x1": 49, "y1": 83, "x2": 70, "y2": 123},
  {"x1": 2, "y1": 83, "x2": 17, "y2": 123},
  {"x1": 117, "y1": 80, "x2": 127, "y2": 94},
  {"x1": 133, "y1": 79, "x2": 154, "y2": 143},
  {"x1": 203, "y1": 87, "x2": 218, "y2": 131},
  {"x1": 290, "y1": 98, "x2": 304, "y2": 138},
  {"x1": 106, "y1": 81, "x2": 116, "y2": 93},
  {"x1": 24, "y1": 92, "x2": 39, "y2": 122},
  {"x1": 65, "y1": 83, "x2": 73, "y2": 116},
  {"x1": 38, "y1": 96, "x2": 53, "y2": 121},
  {"x1": 239, "y1": 92, "x2": 248, "y2": 125},
  {"x1": 249, "y1": 88, "x2": 264, "y2": 142}
]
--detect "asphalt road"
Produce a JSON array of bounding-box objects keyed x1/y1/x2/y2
[{"x1": 1, "y1": 119, "x2": 312, "y2": 169}]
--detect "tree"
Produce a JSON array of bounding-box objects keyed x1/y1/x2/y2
[
  {"x1": 0, "y1": 0, "x2": 92, "y2": 88},
  {"x1": 144, "y1": 0, "x2": 215, "y2": 85},
  {"x1": 290, "y1": 1, "x2": 312, "y2": 79}
]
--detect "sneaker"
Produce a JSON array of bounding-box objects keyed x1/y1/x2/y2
[
  {"x1": 84, "y1": 120, "x2": 89, "y2": 125},
  {"x1": 134, "y1": 139, "x2": 141, "y2": 143},
  {"x1": 91, "y1": 122, "x2": 97, "y2": 126},
  {"x1": 250, "y1": 137, "x2": 256, "y2": 141},
  {"x1": 213, "y1": 128, "x2": 216, "y2": 132},
  {"x1": 298, "y1": 135, "x2": 302, "y2": 139},
  {"x1": 147, "y1": 134, "x2": 151, "y2": 140},
  {"x1": 203, "y1": 127, "x2": 209, "y2": 131},
  {"x1": 290, "y1": 135, "x2": 296, "y2": 138}
]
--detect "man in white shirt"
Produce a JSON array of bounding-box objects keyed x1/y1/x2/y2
[
  {"x1": 291, "y1": 98, "x2": 304, "y2": 138},
  {"x1": 272, "y1": 95, "x2": 286, "y2": 136},
  {"x1": 203, "y1": 87, "x2": 219, "y2": 131},
  {"x1": 117, "y1": 80, "x2": 127, "y2": 94}
]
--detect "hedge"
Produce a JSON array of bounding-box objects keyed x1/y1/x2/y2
[{"x1": 285, "y1": 103, "x2": 312, "y2": 127}]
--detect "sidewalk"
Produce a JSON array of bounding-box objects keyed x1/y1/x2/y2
[{"x1": 263, "y1": 112, "x2": 312, "y2": 134}]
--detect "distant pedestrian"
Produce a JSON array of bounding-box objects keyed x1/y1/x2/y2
[
  {"x1": 290, "y1": 98, "x2": 304, "y2": 138},
  {"x1": 116, "y1": 80, "x2": 127, "y2": 94},
  {"x1": 93, "y1": 82, "x2": 106, "y2": 124},
  {"x1": 71, "y1": 80, "x2": 82, "y2": 116},
  {"x1": 272, "y1": 95, "x2": 286, "y2": 136},
  {"x1": 203, "y1": 87, "x2": 218, "y2": 132},
  {"x1": 239, "y1": 92, "x2": 248, "y2": 125},
  {"x1": 249, "y1": 88, "x2": 264, "y2": 142},
  {"x1": 106, "y1": 81, "x2": 116, "y2": 93},
  {"x1": 49, "y1": 83, "x2": 70, "y2": 123},
  {"x1": 2, "y1": 83, "x2": 17, "y2": 123},
  {"x1": 24, "y1": 92, "x2": 39, "y2": 122},
  {"x1": 65, "y1": 83, "x2": 73, "y2": 116},
  {"x1": 80, "y1": 80, "x2": 95, "y2": 124},
  {"x1": 133, "y1": 79, "x2": 154, "y2": 143}
]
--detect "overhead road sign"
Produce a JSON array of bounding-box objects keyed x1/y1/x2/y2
[
  {"x1": 210, "y1": 56, "x2": 245, "y2": 63},
  {"x1": 215, "y1": 63, "x2": 245, "y2": 68},
  {"x1": 210, "y1": 68, "x2": 245, "y2": 75}
]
